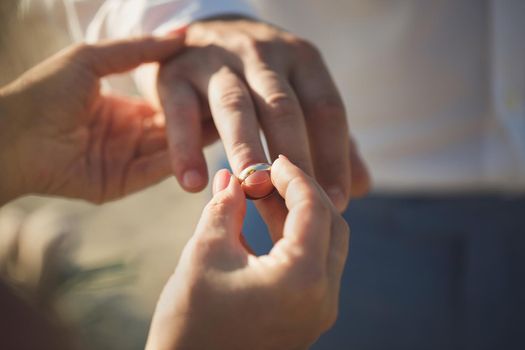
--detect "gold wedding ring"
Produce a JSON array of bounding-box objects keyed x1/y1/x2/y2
[
  {"x1": 238, "y1": 163, "x2": 272, "y2": 184},
  {"x1": 237, "y1": 163, "x2": 274, "y2": 200}
]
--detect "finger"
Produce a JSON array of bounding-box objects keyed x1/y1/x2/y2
[
  {"x1": 239, "y1": 233, "x2": 255, "y2": 255},
  {"x1": 157, "y1": 77, "x2": 208, "y2": 192},
  {"x1": 243, "y1": 66, "x2": 313, "y2": 241},
  {"x1": 102, "y1": 95, "x2": 165, "y2": 157},
  {"x1": 74, "y1": 34, "x2": 186, "y2": 77},
  {"x1": 194, "y1": 174, "x2": 246, "y2": 247},
  {"x1": 327, "y1": 216, "x2": 350, "y2": 290},
  {"x1": 325, "y1": 215, "x2": 350, "y2": 319},
  {"x1": 254, "y1": 193, "x2": 287, "y2": 243},
  {"x1": 270, "y1": 155, "x2": 332, "y2": 263},
  {"x1": 201, "y1": 119, "x2": 220, "y2": 147},
  {"x1": 214, "y1": 170, "x2": 256, "y2": 254},
  {"x1": 109, "y1": 94, "x2": 158, "y2": 117},
  {"x1": 291, "y1": 51, "x2": 369, "y2": 211},
  {"x1": 137, "y1": 128, "x2": 167, "y2": 157},
  {"x1": 244, "y1": 67, "x2": 313, "y2": 174},
  {"x1": 349, "y1": 138, "x2": 371, "y2": 198},
  {"x1": 213, "y1": 169, "x2": 232, "y2": 195},
  {"x1": 124, "y1": 151, "x2": 172, "y2": 196},
  {"x1": 208, "y1": 67, "x2": 268, "y2": 176}
]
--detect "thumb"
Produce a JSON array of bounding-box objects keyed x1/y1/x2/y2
[
  {"x1": 72, "y1": 33, "x2": 186, "y2": 77},
  {"x1": 193, "y1": 170, "x2": 246, "y2": 246}
]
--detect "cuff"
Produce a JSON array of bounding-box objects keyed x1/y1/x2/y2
[{"x1": 148, "y1": 0, "x2": 256, "y2": 35}]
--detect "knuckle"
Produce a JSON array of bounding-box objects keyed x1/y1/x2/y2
[
  {"x1": 308, "y1": 94, "x2": 346, "y2": 120},
  {"x1": 206, "y1": 196, "x2": 234, "y2": 216},
  {"x1": 191, "y1": 234, "x2": 224, "y2": 257},
  {"x1": 292, "y1": 37, "x2": 322, "y2": 60},
  {"x1": 69, "y1": 43, "x2": 94, "y2": 59},
  {"x1": 287, "y1": 178, "x2": 329, "y2": 213},
  {"x1": 299, "y1": 197, "x2": 331, "y2": 219},
  {"x1": 67, "y1": 44, "x2": 99, "y2": 70},
  {"x1": 264, "y1": 92, "x2": 300, "y2": 120},
  {"x1": 217, "y1": 88, "x2": 251, "y2": 112},
  {"x1": 287, "y1": 175, "x2": 315, "y2": 194},
  {"x1": 229, "y1": 140, "x2": 263, "y2": 171},
  {"x1": 236, "y1": 35, "x2": 271, "y2": 61}
]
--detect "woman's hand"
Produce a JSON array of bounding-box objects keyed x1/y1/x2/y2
[
  {"x1": 0, "y1": 34, "x2": 184, "y2": 204},
  {"x1": 146, "y1": 156, "x2": 349, "y2": 350}
]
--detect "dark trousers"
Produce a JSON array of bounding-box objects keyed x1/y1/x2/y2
[{"x1": 242, "y1": 194, "x2": 525, "y2": 350}]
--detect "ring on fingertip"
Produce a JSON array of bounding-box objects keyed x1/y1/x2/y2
[{"x1": 237, "y1": 163, "x2": 274, "y2": 200}]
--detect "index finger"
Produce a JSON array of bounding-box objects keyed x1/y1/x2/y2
[
  {"x1": 270, "y1": 155, "x2": 333, "y2": 263},
  {"x1": 72, "y1": 34, "x2": 186, "y2": 77}
]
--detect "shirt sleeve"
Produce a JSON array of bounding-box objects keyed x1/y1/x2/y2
[
  {"x1": 84, "y1": 0, "x2": 257, "y2": 41},
  {"x1": 73, "y1": 0, "x2": 256, "y2": 97}
]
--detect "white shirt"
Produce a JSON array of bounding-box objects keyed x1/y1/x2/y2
[{"x1": 64, "y1": 0, "x2": 525, "y2": 194}]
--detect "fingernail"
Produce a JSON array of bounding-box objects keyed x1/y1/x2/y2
[
  {"x1": 327, "y1": 187, "x2": 347, "y2": 211},
  {"x1": 182, "y1": 169, "x2": 204, "y2": 190},
  {"x1": 274, "y1": 154, "x2": 288, "y2": 165},
  {"x1": 213, "y1": 169, "x2": 231, "y2": 194},
  {"x1": 228, "y1": 173, "x2": 237, "y2": 188}
]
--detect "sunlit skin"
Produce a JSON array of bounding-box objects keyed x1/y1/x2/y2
[
  {"x1": 0, "y1": 33, "x2": 350, "y2": 350},
  {"x1": 146, "y1": 156, "x2": 350, "y2": 350},
  {"x1": 152, "y1": 18, "x2": 371, "y2": 210},
  {"x1": 0, "y1": 35, "x2": 186, "y2": 204}
]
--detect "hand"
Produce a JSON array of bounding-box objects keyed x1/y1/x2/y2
[
  {"x1": 146, "y1": 156, "x2": 349, "y2": 350},
  {"x1": 0, "y1": 34, "x2": 184, "y2": 204},
  {"x1": 153, "y1": 18, "x2": 370, "y2": 209}
]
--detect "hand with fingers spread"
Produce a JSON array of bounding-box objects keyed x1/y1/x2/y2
[
  {"x1": 153, "y1": 18, "x2": 370, "y2": 210},
  {"x1": 146, "y1": 156, "x2": 350, "y2": 350},
  {"x1": 0, "y1": 34, "x2": 185, "y2": 204}
]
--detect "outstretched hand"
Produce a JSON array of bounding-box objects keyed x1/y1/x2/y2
[
  {"x1": 152, "y1": 18, "x2": 370, "y2": 210},
  {"x1": 0, "y1": 34, "x2": 185, "y2": 204}
]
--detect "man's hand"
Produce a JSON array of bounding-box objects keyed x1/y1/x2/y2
[
  {"x1": 146, "y1": 155, "x2": 349, "y2": 350},
  {"x1": 154, "y1": 18, "x2": 370, "y2": 210},
  {"x1": 0, "y1": 34, "x2": 184, "y2": 204}
]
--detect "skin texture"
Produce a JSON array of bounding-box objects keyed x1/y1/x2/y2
[
  {"x1": 0, "y1": 30, "x2": 352, "y2": 348},
  {"x1": 0, "y1": 34, "x2": 185, "y2": 205},
  {"x1": 146, "y1": 156, "x2": 350, "y2": 350},
  {"x1": 1, "y1": 18, "x2": 371, "y2": 210},
  {"x1": 152, "y1": 18, "x2": 371, "y2": 211}
]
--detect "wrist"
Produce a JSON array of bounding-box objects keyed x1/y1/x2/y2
[{"x1": 0, "y1": 86, "x2": 28, "y2": 205}]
